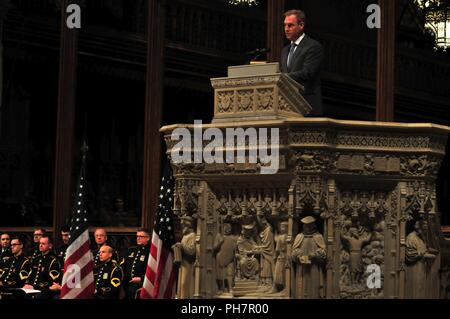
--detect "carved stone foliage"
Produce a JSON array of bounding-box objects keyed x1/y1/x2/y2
[
  {"x1": 217, "y1": 91, "x2": 234, "y2": 113},
  {"x1": 404, "y1": 181, "x2": 434, "y2": 222},
  {"x1": 256, "y1": 88, "x2": 274, "y2": 111},
  {"x1": 174, "y1": 179, "x2": 200, "y2": 218},
  {"x1": 338, "y1": 190, "x2": 387, "y2": 298},
  {"x1": 278, "y1": 95, "x2": 291, "y2": 112},
  {"x1": 337, "y1": 133, "x2": 430, "y2": 150},
  {"x1": 292, "y1": 151, "x2": 331, "y2": 173},
  {"x1": 212, "y1": 76, "x2": 281, "y2": 89},
  {"x1": 172, "y1": 162, "x2": 206, "y2": 176},
  {"x1": 329, "y1": 153, "x2": 441, "y2": 177},
  {"x1": 289, "y1": 130, "x2": 329, "y2": 145},
  {"x1": 400, "y1": 155, "x2": 441, "y2": 176},
  {"x1": 237, "y1": 90, "x2": 254, "y2": 112},
  {"x1": 294, "y1": 176, "x2": 328, "y2": 218},
  {"x1": 214, "y1": 188, "x2": 289, "y2": 223}
]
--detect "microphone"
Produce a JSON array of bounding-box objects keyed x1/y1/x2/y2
[{"x1": 245, "y1": 48, "x2": 271, "y2": 56}]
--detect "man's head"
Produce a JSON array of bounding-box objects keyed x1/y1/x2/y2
[
  {"x1": 301, "y1": 215, "x2": 316, "y2": 234},
  {"x1": 33, "y1": 228, "x2": 46, "y2": 244},
  {"x1": 39, "y1": 236, "x2": 53, "y2": 254},
  {"x1": 284, "y1": 9, "x2": 305, "y2": 42},
  {"x1": 99, "y1": 245, "x2": 113, "y2": 263},
  {"x1": 279, "y1": 221, "x2": 288, "y2": 234},
  {"x1": 1, "y1": 233, "x2": 10, "y2": 248},
  {"x1": 10, "y1": 237, "x2": 24, "y2": 256},
  {"x1": 61, "y1": 226, "x2": 70, "y2": 245},
  {"x1": 136, "y1": 228, "x2": 151, "y2": 246},
  {"x1": 94, "y1": 228, "x2": 107, "y2": 245}
]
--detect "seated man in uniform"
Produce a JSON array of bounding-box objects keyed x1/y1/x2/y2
[
  {"x1": 93, "y1": 245, "x2": 123, "y2": 299},
  {"x1": 56, "y1": 226, "x2": 71, "y2": 266},
  {"x1": 0, "y1": 233, "x2": 12, "y2": 263},
  {"x1": 23, "y1": 235, "x2": 61, "y2": 299},
  {"x1": 28, "y1": 228, "x2": 46, "y2": 263},
  {"x1": 0, "y1": 236, "x2": 30, "y2": 289},
  {"x1": 91, "y1": 228, "x2": 119, "y2": 267},
  {"x1": 122, "y1": 228, "x2": 151, "y2": 299}
]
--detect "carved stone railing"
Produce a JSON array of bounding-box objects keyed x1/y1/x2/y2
[{"x1": 161, "y1": 68, "x2": 450, "y2": 299}]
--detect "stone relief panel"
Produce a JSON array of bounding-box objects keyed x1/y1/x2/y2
[
  {"x1": 210, "y1": 188, "x2": 290, "y2": 297},
  {"x1": 217, "y1": 91, "x2": 235, "y2": 113},
  {"x1": 236, "y1": 89, "x2": 254, "y2": 112},
  {"x1": 256, "y1": 88, "x2": 274, "y2": 111},
  {"x1": 400, "y1": 155, "x2": 441, "y2": 177},
  {"x1": 337, "y1": 190, "x2": 388, "y2": 299},
  {"x1": 291, "y1": 151, "x2": 331, "y2": 173}
]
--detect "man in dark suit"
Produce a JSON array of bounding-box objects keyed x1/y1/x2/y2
[{"x1": 280, "y1": 9, "x2": 324, "y2": 116}]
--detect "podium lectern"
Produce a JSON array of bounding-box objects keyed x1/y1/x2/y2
[{"x1": 210, "y1": 62, "x2": 312, "y2": 123}]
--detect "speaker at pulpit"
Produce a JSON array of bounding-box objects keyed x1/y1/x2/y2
[{"x1": 210, "y1": 62, "x2": 312, "y2": 123}]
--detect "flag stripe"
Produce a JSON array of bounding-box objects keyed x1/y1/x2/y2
[
  {"x1": 60, "y1": 149, "x2": 95, "y2": 299},
  {"x1": 140, "y1": 163, "x2": 177, "y2": 299},
  {"x1": 62, "y1": 253, "x2": 94, "y2": 289},
  {"x1": 156, "y1": 249, "x2": 174, "y2": 299},
  {"x1": 62, "y1": 269, "x2": 95, "y2": 299}
]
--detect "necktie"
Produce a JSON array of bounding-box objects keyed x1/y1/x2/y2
[{"x1": 287, "y1": 43, "x2": 297, "y2": 69}]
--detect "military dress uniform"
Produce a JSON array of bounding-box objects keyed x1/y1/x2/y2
[
  {"x1": 122, "y1": 244, "x2": 150, "y2": 298},
  {"x1": 26, "y1": 252, "x2": 61, "y2": 290},
  {"x1": 93, "y1": 260, "x2": 123, "y2": 299},
  {"x1": 56, "y1": 244, "x2": 68, "y2": 272},
  {"x1": 28, "y1": 246, "x2": 40, "y2": 263},
  {"x1": 0, "y1": 247, "x2": 13, "y2": 265},
  {"x1": 0, "y1": 253, "x2": 30, "y2": 288}
]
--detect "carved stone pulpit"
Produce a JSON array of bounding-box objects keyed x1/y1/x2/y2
[
  {"x1": 161, "y1": 63, "x2": 450, "y2": 299},
  {"x1": 211, "y1": 62, "x2": 311, "y2": 122}
]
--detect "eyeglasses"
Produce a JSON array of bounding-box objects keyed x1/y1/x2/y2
[{"x1": 11, "y1": 243, "x2": 21, "y2": 246}]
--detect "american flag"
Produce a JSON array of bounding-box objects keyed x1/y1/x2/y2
[
  {"x1": 140, "y1": 163, "x2": 177, "y2": 299},
  {"x1": 60, "y1": 142, "x2": 95, "y2": 299}
]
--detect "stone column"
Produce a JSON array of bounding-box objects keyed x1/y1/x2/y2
[
  {"x1": 141, "y1": 0, "x2": 165, "y2": 228},
  {"x1": 376, "y1": 0, "x2": 395, "y2": 121},
  {"x1": 53, "y1": 0, "x2": 79, "y2": 246},
  {"x1": 266, "y1": 0, "x2": 285, "y2": 63}
]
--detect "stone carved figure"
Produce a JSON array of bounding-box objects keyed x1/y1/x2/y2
[
  {"x1": 405, "y1": 220, "x2": 437, "y2": 298},
  {"x1": 272, "y1": 221, "x2": 288, "y2": 293},
  {"x1": 236, "y1": 224, "x2": 260, "y2": 280},
  {"x1": 214, "y1": 223, "x2": 237, "y2": 294},
  {"x1": 255, "y1": 216, "x2": 275, "y2": 287},
  {"x1": 292, "y1": 216, "x2": 326, "y2": 298},
  {"x1": 173, "y1": 215, "x2": 196, "y2": 299},
  {"x1": 340, "y1": 226, "x2": 373, "y2": 285}
]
